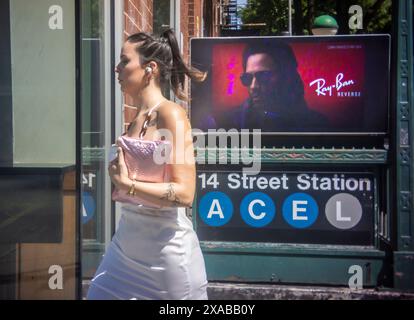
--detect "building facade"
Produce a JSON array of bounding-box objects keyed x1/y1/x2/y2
[{"x1": 0, "y1": 0, "x2": 413, "y2": 300}]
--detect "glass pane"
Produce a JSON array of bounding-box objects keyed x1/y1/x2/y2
[
  {"x1": 153, "y1": 0, "x2": 171, "y2": 35},
  {"x1": 153, "y1": 0, "x2": 171, "y2": 98},
  {"x1": 0, "y1": 0, "x2": 77, "y2": 299},
  {"x1": 239, "y1": 0, "x2": 393, "y2": 36},
  {"x1": 291, "y1": 0, "x2": 393, "y2": 35},
  {"x1": 80, "y1": 0, "x2": 110, "y2": 282}
]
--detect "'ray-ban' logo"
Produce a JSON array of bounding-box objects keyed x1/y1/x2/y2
[{"x1": 309, "y1": 73, "x2": 360, "y2": 97}]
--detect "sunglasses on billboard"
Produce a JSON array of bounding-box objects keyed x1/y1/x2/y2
[{"x1": 240, "y1": 70, "x2": 276, "y2": 87}]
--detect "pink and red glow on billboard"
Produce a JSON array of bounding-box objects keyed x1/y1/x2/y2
[{"x1": 211, "y1": 42, "x2": 365, "y2": 127}]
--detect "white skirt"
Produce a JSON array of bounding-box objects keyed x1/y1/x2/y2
[{"x1": 87, "y1": 204, "x2": 208, "y2": 300}]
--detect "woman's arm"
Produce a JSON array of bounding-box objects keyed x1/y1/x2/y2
[
  {"x1": 109, "y1": 102, "x2": 196, "y2": 208},
  {"x1": 118, "y1": 179, "x2": 194, "y2": 208}
]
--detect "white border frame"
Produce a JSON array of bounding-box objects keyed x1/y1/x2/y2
[
  {"x1": 113, "y1": 0, "x2": 124, "y2": 232},
  {"x1": 103, "y1": 0, "x2": 114, "y2": 246}
]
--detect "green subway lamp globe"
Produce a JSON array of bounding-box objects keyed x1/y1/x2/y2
[{"x1": 312, "y1": 15, "x2": 339, "y2": 35}]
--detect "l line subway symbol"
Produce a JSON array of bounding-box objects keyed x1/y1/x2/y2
[
  {"x1": 325, "y1": 193, "x2": 363, "y2": 229},
  {"x1": 336, "y1": 201, "x2": 351, "y2": 221}
]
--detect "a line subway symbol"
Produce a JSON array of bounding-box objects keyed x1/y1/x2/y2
[{"x1": 199, "y1": 191, "x2": 233, "y2": 227}]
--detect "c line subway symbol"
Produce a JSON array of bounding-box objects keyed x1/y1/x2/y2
[{"x1": 198, "y1": 192, "x2": 363, "y2": 229}]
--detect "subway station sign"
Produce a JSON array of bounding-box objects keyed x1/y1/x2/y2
[{"x1": 196, "y1": 171, "x2": 375, "y2": 245}]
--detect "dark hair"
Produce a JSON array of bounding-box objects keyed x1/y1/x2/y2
[
  {"x1": 242, "y1": 40, "x2": 308, "y2": 114},
  {"x1": 126, "y1": 29, "x2": 206, "y2": 101}
]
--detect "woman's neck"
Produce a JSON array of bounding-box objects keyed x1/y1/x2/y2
[{"x1": 132, "y1": 86, "x2": 166, "y2": 112}]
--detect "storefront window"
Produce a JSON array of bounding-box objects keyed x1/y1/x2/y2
[
  {"x1": 80, "y1": 0, "x2": 175, "y2": 291},
  {"x1": 80, "y1": 0, "x2": 112, "y2": 282},
  {"x1": 0, "y1": 0, "x2": 78, "y2": 299}
]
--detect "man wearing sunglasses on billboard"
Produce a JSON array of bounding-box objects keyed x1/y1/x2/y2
[{"x1": 218, "y1": 40, "x2": 328, "y2": 132}]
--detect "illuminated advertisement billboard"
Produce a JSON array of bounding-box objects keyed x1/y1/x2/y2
[{"x1": 190, "y1": 35, "x2": 390, "y2": 134}]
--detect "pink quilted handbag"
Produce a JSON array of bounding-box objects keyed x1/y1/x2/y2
[{"x1": 111, "y1": 135, "x2": 172, "y2": 208}]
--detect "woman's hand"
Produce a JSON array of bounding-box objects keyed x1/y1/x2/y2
[{"x1": 108, "y1": 147, "x2": 130, "y2": 189}]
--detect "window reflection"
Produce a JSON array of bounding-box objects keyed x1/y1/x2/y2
[
  {"x1": 0, "y1": 0, "x2": 77, "y2": 299},
  {"x1": 80, "y1": 0, "x2": 109, "y2": 281}
]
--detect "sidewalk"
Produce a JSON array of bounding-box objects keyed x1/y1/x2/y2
[
  {"x1": 82, "y1": 280, "x2": 414, "y2": 300},
  {"x1": 206, "y1": 282, "x2": 414, "y2": 300}
]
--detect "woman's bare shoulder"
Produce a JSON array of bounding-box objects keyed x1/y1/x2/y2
[{"x1": 157, "y1": 101, "x2": 189, "y2": 123}]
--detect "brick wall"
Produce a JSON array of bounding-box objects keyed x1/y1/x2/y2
[
  {"x1": 122, "y1": 0, "x2": 153, "y2": 130},
  {"x1": 182, "y1": 0, "x2": 203, "y2": 62},
  {"x1": 180, "y1": 0, "x2": 204, "y2": 110},
  {"x1": 123, "y1": 0, "x2": 153, "y2": 39}
]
